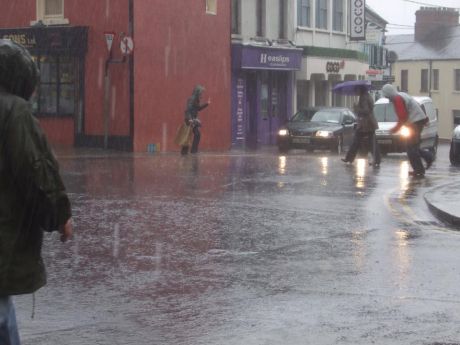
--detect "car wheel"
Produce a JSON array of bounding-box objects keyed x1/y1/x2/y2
[
  {"x1": 428, "y1": 136, "x2": 438, "y2": 158},
  {"x1": 278, "y1": 145, "x2": 289, "y2": 153},
  {"x1": 450, "y1": 141, "x2": 460, "y2": 166}
]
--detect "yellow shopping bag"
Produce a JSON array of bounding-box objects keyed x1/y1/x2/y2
[{"x1": 174, "y1": 123, "x2": 192, "y2": 146}]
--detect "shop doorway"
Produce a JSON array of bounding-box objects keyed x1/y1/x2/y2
[{"x1": 246, "y1": 73, "x2": 258, "y2": 149}]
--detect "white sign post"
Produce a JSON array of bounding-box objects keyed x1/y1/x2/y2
[{"x1": 104, "y1": 32, "x2": 116, "y2": 53}]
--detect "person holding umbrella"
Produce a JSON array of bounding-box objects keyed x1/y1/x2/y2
[
  {"x1": 181, "y1": 85, "x2": 211, "y2": 155},
  {"x1": 335, "y1": 82, "x2": 381, "y2": 166}
]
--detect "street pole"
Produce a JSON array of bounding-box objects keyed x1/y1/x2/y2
[{"x1": 104, "y1": 55, "x2": 111, "y2": 149}]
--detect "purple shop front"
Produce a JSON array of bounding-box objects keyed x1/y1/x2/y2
[{"x1": 231, "y1": 44, "x2": 302, "y2": 148}]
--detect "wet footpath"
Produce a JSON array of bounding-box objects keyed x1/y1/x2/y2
[{"x1": 14, "y1": 144, "x2": 460, "y2": 345}]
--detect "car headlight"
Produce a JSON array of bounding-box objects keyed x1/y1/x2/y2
[
  {"x1": 278, "y1": 129, "x2": 288, "y2": 136},
  {"x1": 316, "y1": 131, "x2": 333, "y2": 138},
  {"x1": 398, "y1": 126, "x2": 411, "y2": 138}
]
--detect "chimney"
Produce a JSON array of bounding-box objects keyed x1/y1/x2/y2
[{"x1": 414, "y1": 7, "x2": 459, "y2": 41}]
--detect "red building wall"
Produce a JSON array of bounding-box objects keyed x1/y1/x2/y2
[
  {"x1": 0, "y1": 0, "x2": 131, "y2": 147},
  {"x1": 0, "y1": 1, "x2": 231, "y2": 152},
  {"x1": 133, "y1": 0, "x2": 231, "y2": 152},
  {"x1": 65, "y1": 0, "x2": 130, "y2": 137}
]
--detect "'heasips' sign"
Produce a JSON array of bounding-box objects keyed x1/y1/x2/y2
[{"x1": 350, "y1": 0, "x2": 366, "y2": 41}]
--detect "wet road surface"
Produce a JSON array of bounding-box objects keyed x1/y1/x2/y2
[{"x1": 15, "y1": 144, "x2": 460, "y2": 345}]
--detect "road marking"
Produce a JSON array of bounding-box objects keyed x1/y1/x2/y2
[{"x1": 383, "y1": 187, "x2": 459, "y2": 234}]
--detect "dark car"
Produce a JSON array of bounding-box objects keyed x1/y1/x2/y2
[
  {"x1": 277, "y1": 107, "x2": 356, "y2": 154},
  {"x1": 450, "y1": 125, "x2": 460, "y2": 165}
]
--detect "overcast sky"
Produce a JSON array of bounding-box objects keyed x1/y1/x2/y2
[{"x1": 366, "y1": 0, "x2": 460, "y2": 36}]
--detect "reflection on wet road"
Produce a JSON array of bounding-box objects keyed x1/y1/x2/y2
[{"x1": 16, "y1": 145, "x2": 460, "y2": 345}]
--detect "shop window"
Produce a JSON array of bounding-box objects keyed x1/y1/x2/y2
[
  {"x1": 260, "y1": 72, "x2": 269, "y2": 119},
  {"x1": 401, "y1": 70, "x2": 408, "y2": 92},
  {"x1": 455, "y1": 69, "x2": 460, "y2": 91},
  {"x1": 453, "y1": 110, "x2": 460, "y2": 125},
  {"x1": 421, "y1": 69, "x2": 428, "y2": 92},
  {"x1": 206, "y1": 0, "x2": 217, "y2": 15},
  {"x1": 32, "y1": 55, "x2": 78, "y2": 117},
  {"x1": 332, "y1": 0, "x2": 343, "y2": 32},
  {"x1": 432, "y1": 69, "x2": 439, "y2": 91},
  {"x1": 297, "y1": 80, "x2": 310, "y2": 110},
  {"x1": 316, "y1": 0, "x2": 328, "y2": 30},
  {"x1": 231, "y1": 0, "x2": 241, "y2": 34},
  {"x1": 297, "y1": 0, "x2": 311, "y2": 27},
  {"x1": 34, "y1": 0, "x2": 69, "y2": 25}
]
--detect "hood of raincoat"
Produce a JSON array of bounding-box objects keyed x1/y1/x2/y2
[
  {"x1": 381, "y1": 84, "x2": 398, "y2": 99},
  {"x1": 0, "y1": 39, "x2": 39, "y2": 101},
  {"x1": 190, "y1": 84, "x2": 205, "y2": 102}
]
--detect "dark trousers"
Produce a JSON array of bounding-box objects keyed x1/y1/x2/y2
[
  {"x1": 406, "y1": 120, "x2": 433, "y2": 174},
  {"x1": 181, "y1": 125, "x2": 201, "y2": 155},
  {"x1": 345, "y1": 131, "x2": 381, "y2": 164},
  {"x1": 190, "y1": 126, "x2": 201, "y2": 153}
]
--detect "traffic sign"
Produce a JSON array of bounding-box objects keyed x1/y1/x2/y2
[
  {"x1": 104, "y1": 32, "x2": 115, "y2": 53},
  {"x1": 120, "y1": 36, "x2": 134, "y2": 55}
]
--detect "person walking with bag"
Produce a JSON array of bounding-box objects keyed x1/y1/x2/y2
[
  {"x1": 342, "y1": 85, "x2": 381, "y2": 166},
  {"x1": 181, "y1": 85, "x2": 211, "y2": 155},
  {"x1": 0, "y1": 39, "x2": 73, "y2": 345},
  {"x1": 381, "y1": 83, "x2": 433, "y2": 177}
]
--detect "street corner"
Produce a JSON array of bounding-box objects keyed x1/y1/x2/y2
[{"x1": 424, "y1": 180, "x2": 460, "y2": 228}]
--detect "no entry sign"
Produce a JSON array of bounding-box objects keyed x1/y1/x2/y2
[{"x1": 120, "y1": 36, "x2": 134, "y2": 55}]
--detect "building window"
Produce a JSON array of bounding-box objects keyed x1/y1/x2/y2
[
  {"x1": 432, "y1": 69, "x2": 439, "y2": 91},
  {"x1": 453, "y1": 110, "x2": 460, "y2": 125},
  {"x1": 279, "y1": 0, "x2": 287, "y2": 39},
  {"x1": 231, "y1": 0, "x2": 241, "y2": 34},
  {"x1": 332, "y1": 0, "x2": 343, "y2": 32},
  {"x1": 32, "y1": 55, "x2": 78, "y2": 117},
  {"x1": 401, "y1": 70, "x2": 408, "y2": 92},
  {"x1": 421, "y1": 69, "x2": 428, "y2": 92},
  {"x1": 35, "y1": 0, "x2": 69, "y2": 25},
  {"x1": 297, "y1": 0, "x2": 311, "y2": 27},
  {"x1": 256, "y1": 0, "x2": 266, "y2": 37},
  {"x1": 206, "y1": 0, "x2": 217, "y2": 15},
  {"x1": 45, "y1": 0, "x2": 62, "y2": 15},
  {"x1": 316, "y1": 0, "x2": 328, "y2": 30},
  {"x1": 455, "y1": 69, "x2": 460, "y2": 91}
]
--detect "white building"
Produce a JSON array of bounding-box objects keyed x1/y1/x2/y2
[{"x1": 230, "y1": 0, "x2": 389, "y2": 147}]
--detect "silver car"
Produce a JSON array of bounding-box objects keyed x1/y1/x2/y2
[
  {"x1": 450, "y1": 125, "x2": 460, "y2": 166},
  {"x1": 373, "y1": 96, "x2": 439, "y2": 156}
]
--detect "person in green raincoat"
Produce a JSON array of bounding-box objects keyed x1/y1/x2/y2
[{"x1": 0, "y1": 39, "x2": 73, "y2": 345}]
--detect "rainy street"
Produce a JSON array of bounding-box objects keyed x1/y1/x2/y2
[{"x1": 11, "y1": 143, "x2": 460, "y2": 345}]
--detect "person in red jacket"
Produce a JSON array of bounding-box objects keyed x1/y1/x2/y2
[{"x1": 381, "y1": 84, "x2": 433, "y2": 177}]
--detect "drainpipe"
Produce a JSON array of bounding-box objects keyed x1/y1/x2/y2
[
  {"x1": 128, "y1": 0, "x2": 134, "y2": 150},
  {"x1": 428, "y1": 59, "x2": 432, "y2": 98}
]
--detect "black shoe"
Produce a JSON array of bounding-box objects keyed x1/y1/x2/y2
[
  {"x1": 181, "y1": 147, "x2": 189, "y2": 155},
  {"x1": 341, "y1": 158, "x2": 351, "y2": 163},
  {"x1": 409, "y1": 171, "x2": 424, "y2": 177},
  {"x1": 426, "y1": 159, "x2": 433, "y2": 170}
]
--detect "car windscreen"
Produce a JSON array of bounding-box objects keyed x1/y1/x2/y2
[
  {"x1": 291, "y1": 110, "x2": 312, "y2": 122},
  {"x1": 373, "y1": 103, "x2": 398, "y2": 122},
  {"x1": 311, "y1": 110, "x2": 341, "y2": 123}
]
